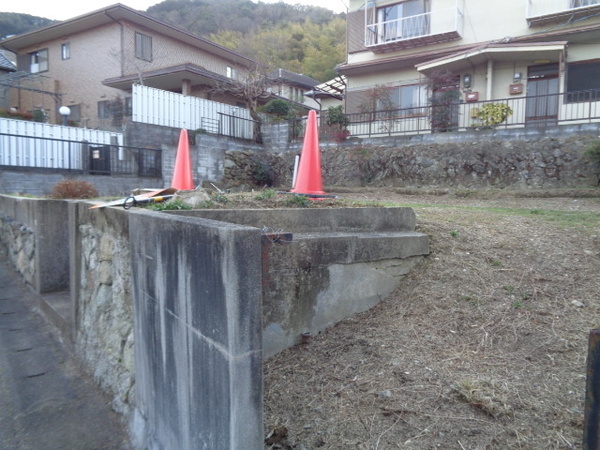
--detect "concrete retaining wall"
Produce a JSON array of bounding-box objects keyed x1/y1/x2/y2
[
  {"x1": 128, "y1": 210, "x2": 263, "y2": 449},
  {"x1": 0, "y1": 169, "x2": 161, "y2": 197},
  {"x1": 172, "y1": 207, "x2": 429, "y2": 356},
  {"x1": 0, "y1": 194, "x2": 429, "y2": 447}
]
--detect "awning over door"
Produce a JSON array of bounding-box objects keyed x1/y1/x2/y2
[{"x1": 415, "y1": 41, "x2": 567, "y2": 74}]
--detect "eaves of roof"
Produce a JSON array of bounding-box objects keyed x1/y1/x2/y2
[
  {"x1": 103, "y1": 63, "x2": 232, "y2": 91},
  {"x1": 0, "y1": 3, "x2": 258, "y2": 69}
]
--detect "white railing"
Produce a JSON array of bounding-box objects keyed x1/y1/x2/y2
[
  {"x1": 365, "y1": 4, "x2": 464, "y2": 47},
  {"x1": 527, "y1": 0, "x2": 600, "y2": 19},
  {"x1": 0, "y1": 118, "x2": 123, "y2": 169},
  {"x1": 132, "y1": 84, "x2": 254, "y2": 139}
]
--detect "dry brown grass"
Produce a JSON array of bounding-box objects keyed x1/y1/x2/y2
[{"x1": 263, "y1": 189, "x2": 600, "y2": 450}]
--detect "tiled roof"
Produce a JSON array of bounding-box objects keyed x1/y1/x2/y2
[
  {"x1": 0, "y1": 52, "x2": 16, "y2": 72},
  {"x1": 269, "y1": 68, "x2": 320, "y2": 88}
]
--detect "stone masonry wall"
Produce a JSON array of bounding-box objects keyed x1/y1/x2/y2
[
  {"x1": 223, "y1": 134, "x2": 600, "y2": 189},
  {"x1": 70, "y1": 203, "x2": 134, "y2": 416},
  {"x1": 0, "y1": 212, "x2": 35, "y2": 286}
]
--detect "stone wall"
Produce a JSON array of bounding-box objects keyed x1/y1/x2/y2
[
  {"x1": 223, "y1": 133, "x2": 600, "y2": 189},
  {"x1": 0, "y1": 195, "x2": 69, "y2": 294},
  {"x1": 69, "y1": 202, "x2": 134, "y2": 416},
  {"x1": 0, "y1": 211, "x2": 35, "y2": 286}
]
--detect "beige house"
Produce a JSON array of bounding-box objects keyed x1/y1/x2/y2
[
  {"x1": 339, "y1": 0, "x2": 600, "y2": 131},
  {"x1": 0, "y1": 3, "x2": 258, "y2": 129},
  {"x1": 268, "y1": 68, "x2": 321, "y2": 110}
]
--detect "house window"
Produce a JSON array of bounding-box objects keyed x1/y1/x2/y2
[
  {"x1": 61, "y1": 43, "x2": 70, "y2": 60},
  {"x1": 29, "y1": 49, "x2": 48, "y2": 73},
  {"x1": 135, "y1": 32, "x2": 152, "y2": 62},
  {"x1": 124, "y1": 97, "x2": 132, "y2": 116},
  {"x1": 226, "y1": 66, "x2": 237, "y2": 79},
  {"x1": 380, "y1": 84, "x2": 427, "y2": 115},
  {"x1": 98, "y1": 100, "x2": 111, "y2": 119},
  {"x1": 566, "y1": 60, "x2": 600, "y2": 102},
  {"x1": 376, "y1": 0, "x2": 429, "y2": 43},
  {"x1": 68, "y1": 104, "x2": 81, "y2": 122}
]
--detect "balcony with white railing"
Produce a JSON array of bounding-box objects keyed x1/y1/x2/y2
[
  {"x1": 526, "y1": 0, "x2": 600, "y2": 26},
  {"x1": 365, "y1": 4, "x2": 464, "y2": 53}
]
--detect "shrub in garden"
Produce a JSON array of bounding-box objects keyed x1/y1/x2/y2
[
  {"x1": 50, "y1": 180, "x2": 99, "y2": 199},
  {"x1": 476, "y1": 103, "x2": 513, "y2": 127}
]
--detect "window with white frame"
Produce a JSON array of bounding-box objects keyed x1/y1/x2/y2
[
  {"x1": 135, "y1": 32, "x2": 152, "y2": 62},
  {"x1": 376, "y1": 0, "x2": 429, "y2": 43},
  {"x1": 30, "y1": 49, "x2": 48, "y2": 73},
  {"x1": 226, "y1": 66, "x2": 237, "y2": 79}
]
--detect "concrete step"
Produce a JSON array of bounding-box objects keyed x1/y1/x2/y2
[{"x1": 38, "y1": 290, "x2": 71, "y2": 343}]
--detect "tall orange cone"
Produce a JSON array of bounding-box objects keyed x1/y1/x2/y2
[
  {"x1": 291, "y1": 110, "x2": 325, "y2": 196},
  {"x1": 171, "y1": 128, "x2": 194, "y2": 190}
]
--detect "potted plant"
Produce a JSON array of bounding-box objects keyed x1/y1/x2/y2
[{"x1": 326, "y1": 105, "x2": 350, "y2": 142}]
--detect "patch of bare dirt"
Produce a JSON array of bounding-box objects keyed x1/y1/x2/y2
[{"x1": 262, "y1": 188, "x2": 600, "y2": 450}]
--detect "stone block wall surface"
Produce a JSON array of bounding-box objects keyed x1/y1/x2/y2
[
  {"x1": 128, "y1": 210, "x2": 263, "y2": 450},
  {"x1": 69, "y1": 202, "x2": 134, "y2": 416},
  {"x1": 0, "y1": 195, "x2": 69, "y2": 294},
  {"x1": 224, "y1": 132, "x2": 600, "y2": 189}
]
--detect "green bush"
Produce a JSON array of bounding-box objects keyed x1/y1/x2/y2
[
  {"x1": 476, "y1": 103, "x2": 513, "y2": 127},
  {"x1": 264, "y1": 99, "x2": 291, "y2": 119},
  {"x1": 326, "y1": 105, "x2": 349, "y2": 130}
]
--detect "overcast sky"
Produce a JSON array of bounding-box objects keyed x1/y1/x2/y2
[{"x1": 2, "y1": 0, "x2": 347, "y2": 21}]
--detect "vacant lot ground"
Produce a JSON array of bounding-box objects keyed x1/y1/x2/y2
[{"x1": 262, "y1": 188, "x2": 600, "y2": 450}]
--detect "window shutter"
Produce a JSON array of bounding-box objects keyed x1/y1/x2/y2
[{"x1": 348, "y1": 10, "x2": 367, "y2": 54}]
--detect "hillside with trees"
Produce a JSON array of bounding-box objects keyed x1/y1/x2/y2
[
  {"x1": 0, "y1": 0, "x2": 346, "y2": 82},
  {"x1": 0, "y1": 13, "x2": 54, "y2": 39}
]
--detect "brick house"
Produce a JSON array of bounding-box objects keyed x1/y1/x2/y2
[
  {"x1": 0, "y1": 3, "x2": 259, "y2": 130},
  {"x1": 339, "y1": 0, "x2": 600, "y2": 130}
]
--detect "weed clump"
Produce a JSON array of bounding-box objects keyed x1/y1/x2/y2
[
  {"x1": 284, "y1": 194, "x2": 310, "y2": 207},
  {"x1": 50, "y1": 180, "x2": 99, "y2": 199}
]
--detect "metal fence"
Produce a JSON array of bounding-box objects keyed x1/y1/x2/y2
[
  {"x1": 0, "y1": 133, "x2": 162, "y2": 177},
  {"x1": 289, "y1": 89, "x2": 600, "y2": 142},
  {"x1": 132, "y1": 85, "x2": 256, "y2": 140}
]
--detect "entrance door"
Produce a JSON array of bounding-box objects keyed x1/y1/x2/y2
[
  {"x1": 526, "y1": 63, "x2": 559, "y2": 127},
  {"x1": 430, "y1": 74, "x2": 460, "y2": 132},
  {"x1": 89, "y1": 145, "x2": 111, "y2": 175}
]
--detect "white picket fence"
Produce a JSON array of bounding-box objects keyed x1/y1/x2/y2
[
  {"x1": 132, "y1": 84, "x2": 254, "y2": 139},
  {"x1": 0, "y1": 118, "x2": 123, "y2": 170}
]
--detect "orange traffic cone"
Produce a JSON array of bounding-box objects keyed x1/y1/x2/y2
[
  {"x1": 171, "y1": 128, "x2": 194, "y2": 190},
  {"x1": 291, "y1": 110, "x2": 325, "y2": 196}
]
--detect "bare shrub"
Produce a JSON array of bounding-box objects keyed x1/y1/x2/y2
[{"x1": 50, "y1": 180, "x2": 99, "y2": 199}]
